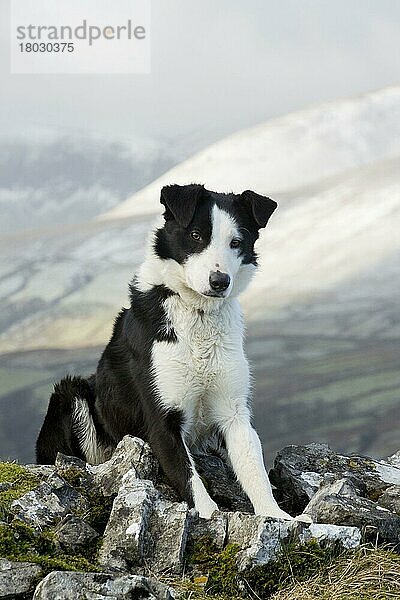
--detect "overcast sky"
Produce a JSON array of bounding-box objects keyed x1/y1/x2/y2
[{"x1": 1, "y1": 0, "x2": 400, "y2": 148}]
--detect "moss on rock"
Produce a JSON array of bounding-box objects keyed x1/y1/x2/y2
[
  {"x1": 0, "y1": 520, "x2": 99, "y2": 575},
  {"x1": 0, "y1": 462, "x2": 39, "y2": 521},
  {"x1": 185, "y1": 536, "x2": 343, "y2": 599}
]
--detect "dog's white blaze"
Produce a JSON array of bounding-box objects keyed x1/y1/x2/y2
[{"x1": 185, "y1": 205, "x2": 242, "y2": 297}]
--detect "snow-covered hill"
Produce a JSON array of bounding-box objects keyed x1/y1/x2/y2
[{"x1": 100, "y1": 86, "x2": 400, "y2": 220}]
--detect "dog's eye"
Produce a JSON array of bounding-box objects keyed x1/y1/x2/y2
[
  {"x1": 190, "y1": 231, "x2": 202, "y2": 242},
  {"x1": 230, "y1": 238, "x2": 241, "y2": 249}
]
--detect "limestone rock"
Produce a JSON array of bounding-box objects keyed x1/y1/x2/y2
[
  {"x1": 377, "y1": 485, "x2": 400, "y2": 515},
  {"x1": 146, "y1": 498, "x2": 190, "y2": 574},
  {"x1": 299, "y1": 523, "x2": 361, "y2": 549},
  {"x1": 25, "y1": 464, "x2": 55, "y2": 480},
  {"x1": 91, "y1": 435, "x2": 159, "y2": 497},
  {"x1": 54, "y1": 514, "x2": 99, "y2": 553},
  {"x1": 0, "y1": 558, "x2": 42, "y2": 598},
  {"x1": 11, "y1": 474, "x2": 88, "y2": 529},
  {"x1": 226, "y1": 512, "x2": 291, "y2": 570},
  {"x1": 98, "y1": 476, "x2": 158, "y2": 572},
  {"x1": 387, "y1": 450, "x2": 400, "y2": 468},
  {"x1": 99, "y1": 473, "x2": 190, "y2": 575},
  {"x1": 32, "y1": 571, "x2": 176, "y2": 599},
  {"x1": 55, "y1": 454, "x2": 94, "y2": 492},
  {"x1": 304, "y1": 478, "x2": 400, "y2": 548},
  {"x1": 188, "y1": 510, "x2": 228, "y2": 550},
  {"x1": 270, "y1": 443, "x2": 400, "y2": 514}
]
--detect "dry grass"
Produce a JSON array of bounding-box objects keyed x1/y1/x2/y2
[{"x1": 271, "y1": 547, "x2": 400, "y2": 600}]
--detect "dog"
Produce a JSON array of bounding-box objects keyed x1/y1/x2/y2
[{"x1": 36, "y1": 183, "x2": 294, "y2": 521}]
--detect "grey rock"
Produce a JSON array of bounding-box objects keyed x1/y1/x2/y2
[
  {"x1": 226, "y1": 512, "x2": 291, "y2": 570},
  {"x1": 98, "y1": 476, "x2": 158, "y2": 572},
  {"x1": 304, "y1": 478, "x2": 400, "y2": 548},
  {"x1": 146, "y1": 498, "x2": 190, "y2": 574},
  {"x1": 11, "y1": 475, "x2": 88, "y2": 528},
  {"x1": 299, "y1": 523, "x2": 361, "y2": 549},
  {"x1": 33, "y1": 571, "x2": 176, "y2": 599},
  {"x1": 25, "y1": 464, "x2": 55, "y2": 480},
  {"x1": 377, "y1": 485, "x2": 400, "y2": 515},
  {"x1": 55, "y1": 454, "x2": 94, "y2": 492},
  {"x1": 11, "y1": 482, "x2": 70, "y2": 528},
  {"x1": 99, "y1": 473, "x2": 190, "y2": 575},
  {"x1": 0, "y1": 558, "x2": 42, "y2": 598},
  {"x1": 47, "y1": 472, "x2": 89, "y2": 511},
  {"x1": 387, "y1": 450, "x2": 400, "y2": 468},
  {"x1": 54, "y1": 514, "x2": 99, "y2": 553},
  {"x1": 91, "y1": 436, "x2": 159, "y2": 497},
  {"x1": 0, "y1": 482, "x2": 12, "y2": 492},
  {"x1": 189, "y1": 510, "x2": 227, "y2": 550},
  {"x1": 194, "y1": 451, "x2": 253, "y2": 513},
  {"x1": 270, "y1": 443, "x2": 400, "y2": 514}
]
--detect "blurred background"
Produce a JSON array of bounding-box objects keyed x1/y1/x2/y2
[{"x1": 0, "y1": 0, "x2": 399, "y2": 463}]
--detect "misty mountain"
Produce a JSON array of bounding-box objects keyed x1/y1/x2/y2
[{"x1": 0, "y1": 133, "x2": 183, "y2": 235}]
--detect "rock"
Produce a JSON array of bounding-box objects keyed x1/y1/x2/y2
[
  {"x1": 0, "y1": 558, "x2": 42, "y2": 598},
  {"x1": 299, "y1": 523, "x2": 361, "y2": 549},
  {"x1": 47, "y1": 472, "x2": 89, "y2": 511},
  {"x1": 270, "y1": 443, "x2": 400, "y2": 514},
  {"x1": 99, "y1": 473, "x2": 190, "y2": 575},
  {"x1": 377, "y1": 485, "x2": 400, "y2": 515},
  {"x1": 11, "y1": 482, "x2": 71, "y2": 528},
  {"x1": 11, "y1": 475, "x2": 88, "y2": 529},
  {"x1": 54, "y1": 514, "x2": 99, "y2": 553},
  {"x1": 32, "y1": 571, "x2": 176, "y2": 599},
  {"x1": 0, "y1": 482, "x2": 12, "y2": 492},
  {"x1": 304, "y1": 477, "x2": 400, "y2": 548},
  {"x1": 189, "y1": 510, "x2": 228, "y2": 550},
  {"x1": 194, "y1": 451, "x2": 253, "y2": 512},
  {"x1": 91, "y1": 436, "x2": 159, "y2": 497},
  {"x1": 226, "y1": 512, "x2": 291, "y2": 570},
  {"x1": 146, "y1": 498, "x2": 190, "y2": 574},
  {"x1": 387, "y1": 450, "x2": 400, "y2": 468},
  {"x1": 55, "y1": 454, "x2": 94, "y2": 492},
  {"x1": 98, "y1": 476, "x2": 158, "y2": 572},
  {"x1": 25, "y1": 464, "x2": 55, "y2": 480}
]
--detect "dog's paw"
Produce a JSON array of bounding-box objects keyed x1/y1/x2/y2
[
  {"x1": 293, "y1": 513, "x2": 313, "y2": 524},
  {"x1": 256, "y1": 506, "x2": 294, "y2": 521},
  {"x1": 197, "y1": 498, "x2": 219, "y2": 519},
  {"x1": 255, "y1": 506, "x2": 313, "y2": 523}
]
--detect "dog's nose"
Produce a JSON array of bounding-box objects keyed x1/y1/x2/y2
[{"x1": 209, "y1": 271, "x2": 230, "y2": 292}]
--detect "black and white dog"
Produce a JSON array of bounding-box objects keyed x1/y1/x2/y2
[{"x1": 37, "y1": 184, "x2": 295, "y2": 521}]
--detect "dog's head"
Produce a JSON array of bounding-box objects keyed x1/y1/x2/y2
[{"x1": 153, "y1": 183, "x2": 277, "y2": 300}]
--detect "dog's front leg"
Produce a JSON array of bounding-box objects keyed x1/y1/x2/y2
[
  {"x1": 222, "y1": 413, "x2": 293, "y2": 520},
  {"x1": 147, "y1": 410, "x2": 218, "y2": 518}
]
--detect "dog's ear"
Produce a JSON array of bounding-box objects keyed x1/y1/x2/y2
[
  {"x1": 241, "y1": 190, "x2": 277, "y2": 229},
  {"x1": 160, "y1": 184, "x2": 204, "y2": 227}
]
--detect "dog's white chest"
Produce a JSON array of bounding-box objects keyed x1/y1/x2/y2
[{"x1": 151, "y1": 296, "x2": 247, "y2": 431}]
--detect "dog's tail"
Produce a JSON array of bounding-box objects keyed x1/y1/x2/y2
[{"x1": 36, "y1": 375, "x2": 111, "y2": 465}]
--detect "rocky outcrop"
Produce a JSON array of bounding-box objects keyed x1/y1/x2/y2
[
  {"x1": 33, "y1": 571, "x2": 175, "y2": 599},
  {"x1": 0, "y1": 559, "x2": 42, "y2": 598},
  {"x1": 0, "y1": 437, "x2": 399, "y2": 598},
  {"x1": 270, "y1": 442, "x2": 400, "y2": 549}
]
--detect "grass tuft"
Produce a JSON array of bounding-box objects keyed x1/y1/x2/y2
[{"x1": 270, "y1": 546, "x2": 400, "y2": 600}]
